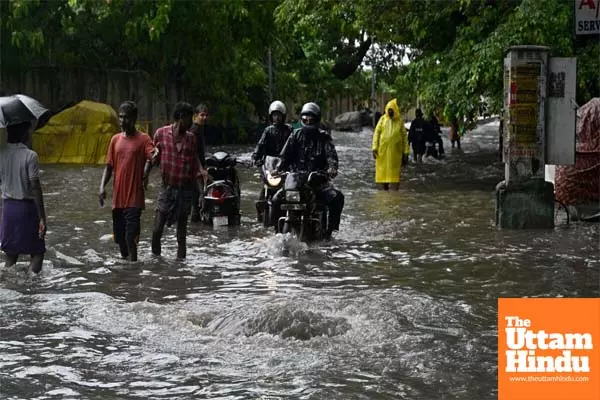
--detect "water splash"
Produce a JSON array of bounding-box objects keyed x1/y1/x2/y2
[
  {"x1": 244, "y1": 305, "x2": 351, "y2": 340},
  {"x1": 263, "y1": 233, "x2": 309, "y2": 257}
]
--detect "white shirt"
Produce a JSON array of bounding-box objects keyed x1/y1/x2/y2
[{"x1": 0, "y1": 143, "x2": 41, "y2": 200}]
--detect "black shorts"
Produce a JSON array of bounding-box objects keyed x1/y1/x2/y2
[{"x1": 112, "y1": 208, "x2": 142, "y2": 245}]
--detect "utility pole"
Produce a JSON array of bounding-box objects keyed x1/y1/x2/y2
[
  {"x1": 416, "y1": 76, "x2": 420, "y2": 110},
  {"x1": 370, "y1": 68, "x2": 376, "y2": 127},
  {"x1": 0, "y1": 1, "x2": 3, "y2": 94},
  {"x1": 268, "y1": 47, "x2": 273, "y2": 102}
]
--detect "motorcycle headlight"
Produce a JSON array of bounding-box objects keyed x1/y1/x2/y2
[
  {"x1": 268, "y1": 176, "x2": 282, "y2": 186},
  {"x1": 266, "y1": 172, "x2": 281, "y2": 187},
  {"x1": 285, "y1": 190, "x2": 301, "y2": 202}
]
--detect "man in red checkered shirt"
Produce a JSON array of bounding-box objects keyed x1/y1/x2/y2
[{"x1": 144, "y1": 102, "x2": 207, "y2": 259}]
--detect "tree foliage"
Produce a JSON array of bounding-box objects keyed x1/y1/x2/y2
[
  {"x1": 277, "y1": 0, "x2": 599, "y2": 121},
  {"x1": 2, "y1": 0, "x2": 280, "y2": 124},
  {"x1": 1, "y1": 0, "x2": 598, "y2": 127}
]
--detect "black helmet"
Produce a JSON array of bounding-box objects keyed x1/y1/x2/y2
[{"x1": 300, "y1": 102, "x2": 321, "y2": 122}]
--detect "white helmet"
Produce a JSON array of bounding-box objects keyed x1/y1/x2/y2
[
  {"x1": 268, "y1": 100, "x2": 286, "y2": 117},
  {"x1": 300, "y1": 102, "x2": 321, "y2": 122}
]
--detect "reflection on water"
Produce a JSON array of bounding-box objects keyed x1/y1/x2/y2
[{"x1": 1, "y1": 125, "x2": 598, "y2": 399}]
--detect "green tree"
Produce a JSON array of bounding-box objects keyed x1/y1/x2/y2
[
  {"x1": 2, "y1": 0, "x2": 596, "y2": 133},
  {"x1": 277, "y1": 0, "x2": 599, "y2": 121},
  {"x1": 1, "y1": 0, "x2": 280, "y2": 132}
]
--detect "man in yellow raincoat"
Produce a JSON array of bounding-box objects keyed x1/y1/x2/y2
[{"x1": 372, "y1": 99, "x2": 410, "y2": 190}]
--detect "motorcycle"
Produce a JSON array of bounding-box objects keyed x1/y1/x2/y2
[
  {"x1": 255, "y1": 156, "x2": 283, "y2": 227},
  {"x1": 273, "y1": 170, "x2": 330, "y2": 242},
  {"x1": 201, "y1": 151, "x2": 241, "y2": 227}
]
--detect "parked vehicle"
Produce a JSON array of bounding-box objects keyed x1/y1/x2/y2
[{"x1": 201, "y1": 151, "x2": 241, "y2": 227}]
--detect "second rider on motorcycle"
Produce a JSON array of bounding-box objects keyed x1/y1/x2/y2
[
  {"x1": 273, "y1": 102, "x2": 344, "y2": 240},
  {"x1": 252, "y1": 100, "x2": 293, "y2": 222}
]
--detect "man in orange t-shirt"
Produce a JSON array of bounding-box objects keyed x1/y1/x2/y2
[{"x1": 99, "y1": 101, "x2": 154, "y2": 262}]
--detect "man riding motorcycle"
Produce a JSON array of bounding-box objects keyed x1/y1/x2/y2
[
  {"x1": 252, "y1": 100, "x2": 293, "y2": 222},
  {"x1": 272, "y1": 102, "x2": 344, "y2": 240}
]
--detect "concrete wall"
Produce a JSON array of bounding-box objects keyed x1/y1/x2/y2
[
  {"x1": 1, "y1": 66, "x2": 179, "y2": 135},
  {"x1": 2, "y1": 66, "x2": 404, "y2": 134}
]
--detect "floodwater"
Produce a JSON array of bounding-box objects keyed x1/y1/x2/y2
[{"x1": 1, "y1": 123, "x2": 598, "y2": 399}]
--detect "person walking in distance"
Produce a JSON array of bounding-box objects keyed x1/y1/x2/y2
[
  {"x1": 408, "y1": 108, "x2": 431, "y2": 163},
  {"x1": 449, "y1": 117, "x2": 461, "y2": 149}
]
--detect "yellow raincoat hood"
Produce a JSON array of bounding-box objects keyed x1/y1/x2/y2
[{"x1": 384, "y1": 99, "x2": 400, "y2": 121}]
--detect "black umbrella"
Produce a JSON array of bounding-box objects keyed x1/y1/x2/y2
[{"x1": 0, "y1": 94, "x2": 50, "y2": 129}]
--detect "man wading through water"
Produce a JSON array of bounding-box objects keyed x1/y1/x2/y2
[
  {"x1": 99, "y1": 101, "x2": 154, "y2": 262},
  {"x1": 146, "y1": 102, "x2": 206, "y2": 260},
  {"x1": 0, "y1": 121, "x2": 47, "y2": 273},
  {"x1": 408, "y1": 108, "x2": 431, "y2": 163}
]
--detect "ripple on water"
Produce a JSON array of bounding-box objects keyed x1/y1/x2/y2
[
  {"x1": 0, "y1": 278, "x2": 502, "y2": 398},
  {"x1": 0, "y1": 287, "x2": 25, "y2": 301},
  {"x1": 2, "y1": 129, "x2": 597, "y2": 399}
]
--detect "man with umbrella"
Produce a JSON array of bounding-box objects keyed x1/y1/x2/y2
[{"x1": 0, "y1": 94, "x2": 49, "y2": 273}]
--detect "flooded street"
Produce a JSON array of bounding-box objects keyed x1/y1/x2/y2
[{"x1": 1, "y1": 124, "x2": 599, "y2": 399}]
